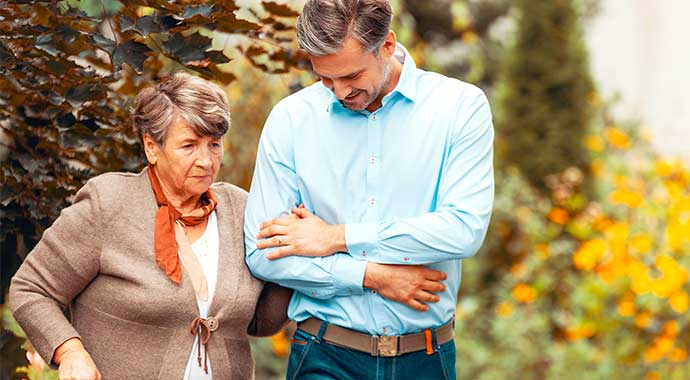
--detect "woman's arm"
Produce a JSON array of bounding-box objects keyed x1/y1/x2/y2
[
  {"x1": 247, "y1": 282, "x2": 294, "y2": 337},
  {"x1": 9, "y1": 180, "x2": 103, "y2": 367}
]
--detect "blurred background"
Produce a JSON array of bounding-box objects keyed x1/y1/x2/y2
[{"x1": 1, "y1": 0, "x2": 689, "y2": 379}]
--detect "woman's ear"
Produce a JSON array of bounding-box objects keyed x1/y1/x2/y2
[{"x1": 142, "y1": 134, "x2": 159, "y2": 165}]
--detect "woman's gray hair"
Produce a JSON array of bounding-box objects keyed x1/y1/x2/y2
[
  {"x1": 132, "y1": 72, "x2": 230, "y2": 145},
  {"x1": 296, "y1": 0, "x2": 393, "y2": 56}
]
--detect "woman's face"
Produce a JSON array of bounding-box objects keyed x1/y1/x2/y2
[{"x1": 144, "y1": 118, "x2": 223, "y2": 202}]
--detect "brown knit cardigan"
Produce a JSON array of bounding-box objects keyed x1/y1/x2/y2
[{"x1": 9, "y1": 168, "x2": 293, "y2": 379}]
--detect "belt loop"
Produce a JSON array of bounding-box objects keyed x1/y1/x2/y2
[
  {"x1": 316, "y1": 320, "x2": 328, "y2": 342},
  {"x1": 423, "y1": 329, "x2": 434, "y2": 355}
]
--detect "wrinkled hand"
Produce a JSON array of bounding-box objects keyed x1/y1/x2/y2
[
  {"x1": 54, "y1": 338, "x2": 101, "y2": 380},
  {"x1": 256, "y1": 207, "x2": 346, "y2": 260},
  {"x1": 363, "y1": 263, "x2": 447, "y2": 312}
]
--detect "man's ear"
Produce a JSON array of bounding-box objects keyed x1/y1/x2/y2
[
  {"x1": 142, "y1": 134, "x2": 159, "y2": 165},
  {"x1": 379, "y1": 31, "x2": 397, "y2": 59}
]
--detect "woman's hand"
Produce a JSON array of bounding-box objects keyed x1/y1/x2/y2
[{"x1": 54, "y1": 338, "x2": 101, "y2": 380}]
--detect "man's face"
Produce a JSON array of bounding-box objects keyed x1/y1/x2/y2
[{"x1": 309, "y1": 36, "x2": 392, "y2": 112}]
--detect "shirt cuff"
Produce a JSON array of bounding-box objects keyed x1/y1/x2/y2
[
  {"x1": 331, "y1": 255, "x2": 368, "y2": 296},
  {"x1": 345, "y1": 222, "x2": 378, "y2": 260}
]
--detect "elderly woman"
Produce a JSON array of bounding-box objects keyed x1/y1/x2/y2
[{"x1": 9, "y1": 72, "x2": 292, "y2": 379}]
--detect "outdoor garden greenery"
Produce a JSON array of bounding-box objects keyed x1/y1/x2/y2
[{"x1": 2, "y1": 1, "x2": 688, "y2": 380}]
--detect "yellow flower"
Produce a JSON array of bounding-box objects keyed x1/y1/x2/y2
[
  {"x1": 609, "y1": 189, "x2": 644, "y2": 208},
  {"x1": 548, "y1": 207, "x2": 569, "y2": 225},
  {"x1": 655, "y1": 159, "x2": 675, "y2": 177},
  {"x1": 270, "y1": 330, "x2": 290, "y2": 358},
  {"x1": 573, "y1": 239, "x2": 607, "y2": 271},
  {"x1": 512, "y1": 283, "x2": 537, "y2": 304},
  {"x1": 669, "y1": 291, "x2": 690, "y2": 313},
  {"x1": 585, "y1": 135, "x2": 604, "y2": 152},
  {"x1": 605, "y1": 127, "x2": 631, "y2": 149},
  {"x1": 630, "y1": 234, "x2": 653, "y2": 254},
  {"x1": 495, "y1": 301, "x2": 515, "y2": 317}
]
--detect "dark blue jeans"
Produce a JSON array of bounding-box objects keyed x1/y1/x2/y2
[{"x1": 286, "y1": 323, "x2": 457, "y2": 380}]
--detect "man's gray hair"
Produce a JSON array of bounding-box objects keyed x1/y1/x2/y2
[
  {"x1": 132, "y1": 72, "x2": 230, "y2": 145},
  {"x1": 296, "y1": 0, "x2": 393, "y2": 56}
]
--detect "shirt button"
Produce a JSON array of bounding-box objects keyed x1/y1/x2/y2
[
  {"x1": 369, "y1": 156, "x2": 376, "y2": 164},
  {"x1": 369, "y1": 198, "x2": 376, "y2": 207},
  {"x1": 371, "y1": 114, "x2": 377, "y2": 121},
  {"x1": 362, "y1": 250, "x2": 367, "y2": 256}
]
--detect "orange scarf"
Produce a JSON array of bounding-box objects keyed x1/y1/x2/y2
[{"x1": 147, "y1": 164, "x2": 217, "y2": 300}]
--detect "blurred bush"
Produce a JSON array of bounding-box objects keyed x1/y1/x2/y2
[
  {"x1": 456, "y1": 100, "x2": 690, "y2": 379},
  {"x1": 495, "y1": 0, "x2": 594, "y2": 190}
]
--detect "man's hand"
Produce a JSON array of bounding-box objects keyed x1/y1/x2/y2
[
  {"x1": 54, "y1": 338, "x2": 101, "y2": 380},
  {"x1": 256, "y1": 207, "x2": 346, "y2": 260},
  {"x1": 363, "y1": 263, "x2": 447, "y2": 312}
]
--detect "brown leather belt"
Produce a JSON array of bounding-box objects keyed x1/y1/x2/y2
[{"x1": 297, "y1": 318, "x2": 455, "y2": 357}]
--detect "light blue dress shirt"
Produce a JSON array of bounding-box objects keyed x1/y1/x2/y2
[{"x1": 245, "y1": 44, "x2": 494, "y2": 335}]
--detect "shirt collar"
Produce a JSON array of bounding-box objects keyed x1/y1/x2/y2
[{"x1": 326, "y1": 43, "x2": 418, "y2": 111}]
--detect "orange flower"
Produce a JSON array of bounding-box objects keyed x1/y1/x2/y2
[
  {"x1": 535, "y1": 243, "x2": 549, "y2": 259},
  {"x1": 512, "y1": 283, "x2": 537, "y2": 304},
  {"x1": 645, "y1": 372, "x2": 660, "y2": 380},
  {"x1": 605, "y1": 127, "x2": 631, "y2": 149},
  {"x1": 548, "y1": 207, "x2": 569, "y2": 225},
  {"x1": 635, "y1": 312, "x2": 652, "y2": 328},
  {"x1": 270, "y1": 330, "x2": 290, "y2": 358},
  {"x1": 565, "y1": 323, "x2": 596, "y2": 341},
  {"x1": 617, "y1": 300, "x2": 636, "y2": 317},
  {"x1": 590, "y1": 160, "x2": 604, "y2": 177},
  {"x1": 670, "y1": 348, "x2": 688, "y2": 362},
  {"x1": 662, "y1": 320, "x2": 679, "y2": 337}
]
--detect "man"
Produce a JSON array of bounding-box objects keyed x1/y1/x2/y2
[{"x1": 244, "y1": 0, "x2": 494, "y2": 378}]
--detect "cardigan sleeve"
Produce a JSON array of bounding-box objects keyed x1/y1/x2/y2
[
  {"x1": 246, "y1": 282, "x2": 293, "y2": 337},
  {"x1": 9, "y1": 180, "x2": 103, "y2": 365}
]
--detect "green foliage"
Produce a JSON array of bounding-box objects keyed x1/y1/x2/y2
[
  {"x1": 495, "y1": 0, "x2": 594, "y2": 190},
  {"x1": 0, "y1": 0, "x2": 304, "y2": 298}
]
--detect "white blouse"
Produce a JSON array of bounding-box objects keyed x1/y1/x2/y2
[{"x1": 182, "y1": 211, "x2": 219, "y2": 380}]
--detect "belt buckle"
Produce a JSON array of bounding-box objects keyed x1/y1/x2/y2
[{"x1": 377, "y1": 336, "x2": 398, "y2": 357}]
